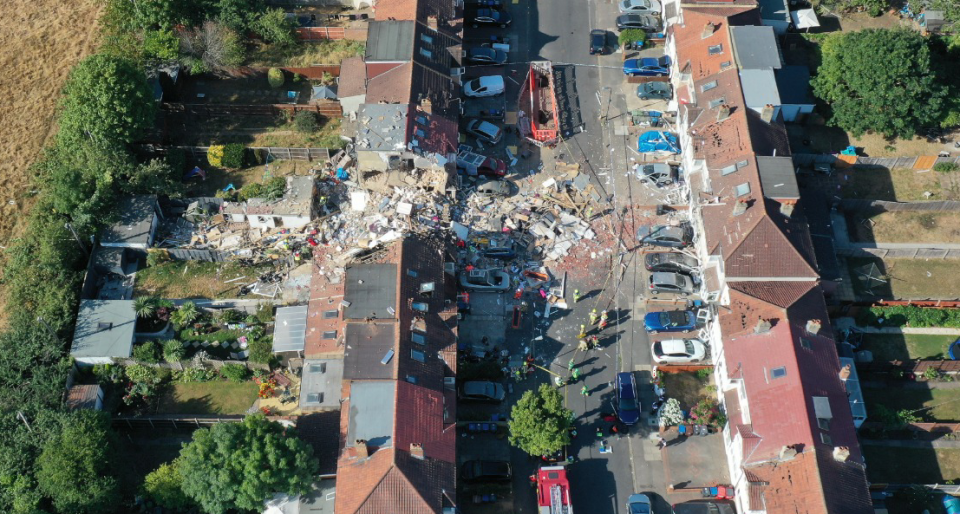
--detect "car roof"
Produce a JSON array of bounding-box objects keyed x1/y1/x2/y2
[
  {"x1": 659, "y1": 339, "x2": 691, "y2": 354},
  {"x1": 477, "y1": 75, "x2": 504, "y2": 88},
  {"x1": 591, "y1": 29, "x2": 606, "y2": 35},
  {"x1": 469, "y1": 47, "x2": 495, "y2": 56},
  {"x1": 617, "y1": 372, "x2": 636, "y2": 397},
  {"x1": 624, "y1": 58, "x2": 639, "y2": 67},
  {"x1": 651, "y1": 272, "x2": 682, "y2": 285},
  {"x1": 642, "y1": 163, "x2": 670, "y2": 174}
]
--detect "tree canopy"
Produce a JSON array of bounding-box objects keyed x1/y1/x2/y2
[
  {"x1": 36, "y1": 411, "x2": 118, "y2": 514},
  {"x1": 57, "y1": 54, "x2": 157, "y2": 147},
  {"x1": 178, "y1": 415, "x2": 318, "y2": 514},
  {"x1": 508, "y1": 384, "x2": 573, "y2": 456},
  {"x1": 812, "y1": 29, "x2": 947, "y2": 139}
]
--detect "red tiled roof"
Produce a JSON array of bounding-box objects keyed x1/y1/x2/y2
[
  {"x1": 673, "y1": 10, "x2": 739, "y2": 82},
  {"x1": 338, "y1": 56, "x2": 367, "y2": 97},
  {"x1": 394, "y1": 381, "x2": 456, "y2": 463},
  {"x1": 375, "y1": 0, "x2": 418, "y2": 20},
  {"x1": 728, "y1": 281, "x2": 816, "y2": 309},
  {"x1": 745, "y1": 448, "x2": 871, "y2": 514},
  {"x1": 366, "y1": 62, "x2": 414, "y2": 104},
  {"x1": 723, "y1": 214, "x2": 818, "y2": 279}
]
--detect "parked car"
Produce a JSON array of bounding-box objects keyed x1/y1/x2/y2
[
  {"x1": 459, "y1": 268, "x2": 511, "y2": 292},
  {"x1": 634, "y1": 162, "x2": 676, "y2": 186},
  {"x1": 465, "y1": 119, "x2": 503, "y2": 144},
  {"x1": 618, "y1": 0, "x2": 661, "y2": 14},
  {"x1": 645, "y1": 252, "x2": 698, "y2": 273},
  {"x1": 465, "y1": 46, "x2": 508, "y2": 65},
  {"x1": 616, "y1": 13, "x2": 660, "y2": 31},
  {"x1": 464, "y1": 75, "x2": 506, "y2": 97},
  {"x1": 672, "y1": 500, "x2": 735, "y2": 514},
  {"x1": 461, "y1": 460, "x2": 512, "y2": 482},
  {"x1": 459, "y1": 381, "x2": 506, "y2": 402},
  {"x1": 476, "y1": 179, "x2": 515, "y2": 197},
  {"x1": 615, "y1": 372, "x2": 641, "y2": 425},
  {"x1": 627, "y1": 494, "x2": 653, "y2": 514},
  {"x1": 623, "y1": 56, "x2": 671, "y2": 77},
  {"x1": 637, "y1": 81, "x2": 672, "y2": 100},
  {"x1": 590, "y1": 29, "x2": 607, "y2": 55},
  {"x1": 652, "y1": 338, "x2": 707, "y2": 364},
  {"x1": 469, "y1": 8, "x2": 512, "y2": 28},
  {"x1": 648, "y1": 271, "x2": 696, "y2": 296},
  {"x1": 637, "y1": 224, "x2": 693, "y2": 248},
  {"x1": 643, "y1": 310, "x2": 698, "y2": 334}
]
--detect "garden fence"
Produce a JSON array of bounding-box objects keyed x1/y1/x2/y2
[
  {"x1": 112, "y1": 414, "x2": 297, "y2": 430},
  {"x1": 837, "y1": 246, "x2": 960, "y2": 260},
  {"x1": 840, "y1": 199, "x2": 960, "y2": 213},
  {"x1": 296, "y1": 27, "x2": 368, "y2": 41},
  {"x1": 857, "y1": 359, "x2": 960, "y2": 374},
  {"x1": 175, "y1": 145, "x2": 332, "y2": 163},
  {"x1": 162, "y1": 101, "x2": 342, "y2": 118},
  {"x1": 113, "y1": 358, "x2": 269, "y2": 372}
]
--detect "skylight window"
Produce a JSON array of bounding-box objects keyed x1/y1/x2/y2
[
  {"x1": 735, "y1": 182, "x2": 751, "y2": 197},
  {"x1": 708, "y1": 97, "x2": 725, "y2": 108},
  {"x1": 721, "y1": 164, "x2": 737, "y2": 176},
  {"x1": 771, "y1": 366, "x2": 787, "y2": 379},
  {"x1": 421, "y1": 34, "x2": 433, "y2": 44},
  {"x1": 708, "y1": 44, "x2": 723, "y2": 55},
  {"x1": 420, "y1": 48, "x2": 433, "y2": 59},
  {"x1": 701, "y1": 80, "x2": 718, "y2": 92},
  {"x1": 412, "y1": 332, "x2": 426, "y2": 345},
  {"x1": 411, "y1": 349, "x2": 426, "y2": 362}
]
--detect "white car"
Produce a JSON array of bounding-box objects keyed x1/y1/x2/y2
[
  {"x1": 618, "y1": 0, "x2": 661, "y2": 15},
  {"x1": 651, "y1": 338, "x2": 707, "y2": 364},
  {"x1": 464, "y1": 75, "x2": 505, "y2": 98}
]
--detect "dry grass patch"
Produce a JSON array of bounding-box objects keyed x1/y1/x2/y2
[
  {"x1": 0, "y1": 0, "x2": 104, "y2": 244},
  {"x1": 883, "y1": 259, "x2": 960, "y2": 300},
  {"x1": 134, "y1": 261, "x2": 276, "y2": 299},
  {"x1": 851, "y1": 211, "x2": 960, "y2": 244},
  {"x1": 247, "y1": 40, "x2": 365, "y2": 67},
  {"x1": 840, "y1": 168, "x2": 943, "y2": 202},
  {"x1": 850, "y1": 132, "x2": 949, "y2": 157}
]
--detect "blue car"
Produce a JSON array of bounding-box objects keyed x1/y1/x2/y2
[
  {"x1": 623, "y1": 56, "x2": 671, "y2": 76},
  {"x1": 616, "y1": 372, "x2": 641, "y2": 425},
  {"x1": 644, "y1": 310, "x2": 697, "y2": 334}
]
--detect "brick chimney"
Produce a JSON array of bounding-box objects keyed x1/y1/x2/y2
[
  {"x1": 839, "y1": 363, "x2": 852, "y2": 381},
  {"x1": 760, "y1": 104, "x2": 775, "y2": 123},
  {"x1": 833, "y1": 446, "x2": 850, "y2": 462},
  {"x1": 702, "y1": 22, "x2": 715, "y2": 39},
  {"x1": 732, "y1": 199, "x2": 748, "y2": 216},
  {"x1": 355, "y1": 439, "x2": 369, "y2": 458},
  {"x1": 421, "y1": 98, "x2": 433, "y2": 114},
  {"x1": 717, "y1": 104, "x2": 731, "y2": 122},
  {"x1": 779, "y1": 445, "x2": 797, "y2": 461},
  {"x1": 806, "y1": 319, "x2": 822, "y2": 335},
  {"x1": 755, "y1": 318, "x2": 771, "y2": 334},
  {"x1": 780, "y1": 202, "x2": 795, "y2": 218},
  {"x1": 427, "y1": 15, "x2": 438, "y2": 31},
  {"x1": 410, "y1": 443, "x2": 425, "y2": 459}
]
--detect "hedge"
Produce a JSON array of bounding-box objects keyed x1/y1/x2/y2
[{"x1": 858, "y1": 305, "x2": 960, "y2": 328}]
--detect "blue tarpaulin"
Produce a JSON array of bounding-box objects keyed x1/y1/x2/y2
[{"x1": 637, "y1": 131, "x2": 680, "y2": 153}]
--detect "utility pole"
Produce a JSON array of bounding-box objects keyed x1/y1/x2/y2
[{"x1": 64, "y1": 222, "x2": 88, "y2": 258}]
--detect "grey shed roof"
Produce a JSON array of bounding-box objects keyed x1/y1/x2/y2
[
  {"x1": 343, "y1": 323, "x2": 396, "y2": 380},
  {"x1": 273, "y1": 305, "x2": 309, "y2": 353},
  {"x1": 100, "y1": 195, "x2": 158, "y2": 246},
  {"x1": 757, "y1": 156, "x2": 799, "y2": 200},
  {"x1": 357, "y1": 104, "x2": 410, "y2": 152},
  {"x1": 740, "y1": 69, "x2": 781, "y2": 108},
  {"x1": 758, "y1": 0, "x2": 789, "y2": 22},
  {"x1": 70, "y1": 300, "x2": 137, "y2": 359},
  {"x1": 730, "y1": 26, "x2": 782, "y2": 70},
  {"x1": 775, "y1": 65, "x2": 814, "y2": 105},
  {"x1": 311, "y1": 85, "x2": 337, "y2": 101},
  {"x1": 346, "y1": 380, "x2": 396, "y2": 449},
  {"x1": 365, "y1": 21, "x2": 415, "y2": 62},
  {"x1": 299, "y1": 359, "x2": 344, "y2": 409},
  {"x1": 343, "y1": 263, "x2": 397, "y2": 319}
]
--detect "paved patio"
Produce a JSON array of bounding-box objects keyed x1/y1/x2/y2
[{"x1": 659, "y1": 430, "x2": 731, "y2": 503}]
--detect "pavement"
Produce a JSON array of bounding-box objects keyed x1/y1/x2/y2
[{"x1": 457, "y1": 0, "x2": 731, "y2": 511}]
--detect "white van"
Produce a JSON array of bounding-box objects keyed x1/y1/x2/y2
[{"x1": 464, "y1": 76, "x2": 505, "y2": 98}]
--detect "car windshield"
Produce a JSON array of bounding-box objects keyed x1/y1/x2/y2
[
  {"x1": 685, "y1": 340, "x2": 696, "y2": 354},
  {"x1": 660, "y1": 311, "x2": 686, "y2": 326},
  {"x1": 630, "y1": 501, "x2": 651, "y2": 514},
  {"x1": 630, "y1": 0, "x2": 650, "y2": 6},
  {"x1": 620, "y1": 397, "x2": 638, "y2": 410},
  {"x1": 485, "y1": 383, "x2": 495, "y2": 396}
]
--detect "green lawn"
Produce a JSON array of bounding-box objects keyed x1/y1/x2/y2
[
  {"x1": 859, "y1": 334, "x2": 958, "y2": 361},
  {"x1": 863, "y1": 445, "x2": 960, "y2": 484},
  {"x1": 134, "y1": 261, "x2": 275, "y2": 299},
  {"x1": 157, "y1": 381, "x2": 258, "y2": 415},
  {"x1": 863, "y1": 386, "x2": 960, "y2": 422}
]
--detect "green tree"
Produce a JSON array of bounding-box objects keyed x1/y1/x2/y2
[
  {"x1": 215, "y1": 0, "x2": 266, "y2": 33},
  {"x1": 124, "y1": 157, "x2": 186, "y2": 197},
  {"x1": 36, "y1": 411, "x2": 118, "y2": 514},
  {"x1": 255, "y1": 8, "x2": 298, "y2": 47},
  {"x1": 57, "y1": 54, "x2": 157, "y2": 147},
  {"x1": 144, "y1": 29, "x2": 181, "y2": 60},
  {"x1": 178, "y1": 415, "x2": 318, "y2": 514},
  {"x1": 812, "y1": 29, "x2": 947, "y2": 139},
  {"x1": 143, "y1": 460, "x2": 194, "y2": 510},
  {"x1": 171, "y1": 301, "x2": 200, "y2": 327},
  {"x1": 133, "y1": 341, "x2": 161, "y2": 363},
  {"x1": 508, "y1": 384, "x2": 573, "y2": 456},
  {"x1": 135, "y1": 297, "x2": 158, "y2": 318},
  {"x1": 163, "y1": 339, "x2": 187, "y2": 363},
  {"x1": 179, "y1": 22, "x2": 245, "y2": 74},
  {"x1": 294, "y1": 111, "x2": 318, "y2": 133},
  {"x1": 268, "y1": 67, "x2": 285, "y2": 88}
]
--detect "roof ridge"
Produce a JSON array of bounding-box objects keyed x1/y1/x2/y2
[
  {"x1": 728, "y1": 280, "x2": 817, "y2": 309},
  {"x1": 350, "y1": 457, "x2": 399, "y2": 514},
  {"x1": 762, "y1": 208, "x2": 819, "y2": 277}
]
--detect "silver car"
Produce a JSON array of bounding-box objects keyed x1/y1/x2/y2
[
  {"x1": 634, "y1": 163, "x2": 676, "y2": 186},
  {"x1": 465, "y1": 119, "x2": 503, "y2": 144},
  {"x1": 459, "y1": 268, "x2": 511, "y2": 292},
  {"x1": 637, "y1": 81, "x2": 672, "y2": 100},
  {"x1": 648, "y1": 271, "x2": 696, "y2": 296},
  {"x1": 652, "y1": 338, "x2": 708, "y2": 364},
  {"x1": 619, "y1": 0, "x2": 661, "y2": 15}
]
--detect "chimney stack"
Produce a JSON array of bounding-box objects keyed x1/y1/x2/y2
[
  {"x1": 427, "y1": 15, "x2": 438, "y2": 31},
  {"x1": 779, "y1": 445, "x2": 798, "y2": 461},
  {"x1": 421, "y1": 98, "x2": 433, "y2": 114},
  {"x1": 732, "y1": 199, "x2": 748, "y2": 216},
  {"x1": 355, "y1": 439, "x2": 369, "y2": 459},
  {"x1": 806, "y1": 319, "x2": 822, "y2": 335},
  {"x1": 780, "y1": 202, "x2": 795, "y2": 218},
  {"x1": 833, "y1": 446, "x2": 850, "y2": 463},
  {"x1": 410, "y1": 443, "x2": 425, "y2": 460},
  {"x1": 760, "y1": 104, "x2": 775, "y2": 123},
  {"x1": 717, "y1": 104, "x2": 731, "y2": 121},
  {"x1": 839, "y1": 363, "x2": 852, "y2": 381},
  {"x1": 755, "y1": 318, "x2": 771, "y2": 334},
  {"x1": 702, "y1": 22, "x2": 715, "y2": 39}
]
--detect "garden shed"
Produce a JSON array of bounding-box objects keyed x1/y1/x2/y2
[
  {"x1": 70, "y1": 300, "x2": 137, "y2": 365},
  {"x1": 273, "y1": 305, "x2": 309, "y2": 356}
]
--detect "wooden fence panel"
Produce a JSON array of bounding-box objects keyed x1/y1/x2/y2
[
  {"x1": 166, "y1": 248, "x2": 229, "y2": 262},
  {"x1": 296, "y1": 27, "x2": 367, "y2": 41}
]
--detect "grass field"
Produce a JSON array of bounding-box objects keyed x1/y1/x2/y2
[
  {"x1": 858, "y1": 334, "x2": 957, "y2": 361},
  {"x1": 863, "y1": 445, "x2": 960, "y2": 484},
  {"x1": 850, "y1": 211, "x2": 960, "y2": 244},
  {"x1": 134, "y1": 261, "x2": 276, "y2": 299},
  {"x1": 884, "y1": 259, "x2": 960, "y2": 300},
  {"x1": 247, "y1": 40, "x2": 365, "y2": 67},
  {"x1": 839, "y1": 168, "x2": 943, "y2": 202},
  {"x1": 863, "y1": 386, "x2": 960, "y2": 422},
  {"x1": 0, "y1": 0, "x2": 104, "y2": 245},
  {"x1": 157, "y1": 381, "x2": 258, "y2": 415}
]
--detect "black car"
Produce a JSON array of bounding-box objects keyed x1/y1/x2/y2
[
  {"x1": 461, "y1": 460, "x2": 512, "y2": 482},
  {"x1": 637, "y1": 223, "x2": 694, "y2": 248},
  {"x1": 637, "y1": 81, "x2": 672, "y2": 101},
  {"x1": 465, "y1": 47, "x2": 508, "y2": 65},
  {"x1": 469, "y1": 8, "x2": 512, "y2": 28},
  {"x1": 645, "y1": 252, "x2": 698, "y2": 273},
  {"x1": 590, "y1": 29, "x2": 606, "y2": 55},
  {"x1": 616, "y1": 13, "x2": 660, "y2": 31},
  {"x1": 459, "y1": 381, "x2": 506, "y2": 402},
  {"x1": 672, "y1": 500, "x2": 736, "y2": 514}
]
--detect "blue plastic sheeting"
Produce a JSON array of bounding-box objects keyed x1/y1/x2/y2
[{"x1": 637, "y1": 131, "x2": 680, "y2": 153}]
